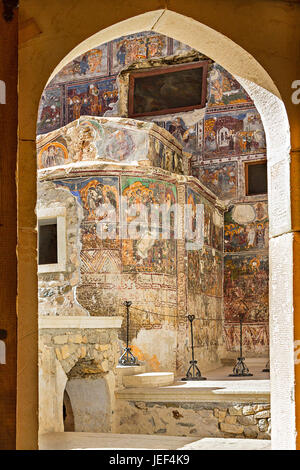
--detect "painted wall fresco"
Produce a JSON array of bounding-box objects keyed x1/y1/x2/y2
[
  {"x1": 37, "y1": 29, "x2": 269, "y2": 362},
  {"x1": 66, "y1": 78, "x2": 118, "y2": 122},
  {"x1": 186, "y1": 187, "x2": 223, "y2": 252},
  {"x1": 204, "y1": 109, "x2": 266, "y2": 158},
  {"x1": 224, "y1": 202, "x2": 269, "y2": 253},
  {"x1": 36, "y1": 116, "x2": 186, "y2": 173},
  {"x1": 223, "y1": 253, "x2": 269, "y2": 352},
  {"x1": 184, "y1": 186, "x2": 224, "y2": 373},
  {"x1": 112, "y1": 32, "x2": 169, "y2": 74},
  {"x1": 121, "y1": 177, "x2": 177, "y2": 275},
  {"x1": 38, "y1": 32, "x2": 172, "y2": 135},
  {"x1": 37, "y1": 32, "x2": 265, "y2": 168},
  {"x1": 198, "y1": 161, "x2": 237, "y2": 200},
  {"x1": 51, "y1": 46, "x2": 109, "y2": 84},
  {"x1": 207, "y1": 64, "x2": 253, "y2": 110},
  {"x1": 37, "y1": 87, "x2": 63, "y2": 134},
  {"x1": 153, "y1": 117, "x2": 201, "y2": 155}
]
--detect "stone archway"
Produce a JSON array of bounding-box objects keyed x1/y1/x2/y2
[{"x1": 34, "y1": 9, "x2": 294, "y2": 449}]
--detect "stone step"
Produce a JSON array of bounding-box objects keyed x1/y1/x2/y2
[
  {"x1": 116, "y1": 364, "x2": 146, "y2": 377},
  {"x1": 122, "y1": 372, "x2": 174, "y2": 388}
]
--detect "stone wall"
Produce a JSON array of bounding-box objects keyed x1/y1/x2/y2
[
  {"x1": 114, "y1": 400, "x2": 271, "y2": 440},
  {"x1": 38, "y1": 156, "x2": 225, "y2": 374},
  {"x1": 37, "y1": 30, "x2": 269, "y2": 359},
  {"x1": 39, "y1": 327, "x2": 120, "y2": 433}
]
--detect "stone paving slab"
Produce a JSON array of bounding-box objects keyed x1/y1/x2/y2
[{"x1": 39, "y1": 432, "x2": 271, "y2": 450}]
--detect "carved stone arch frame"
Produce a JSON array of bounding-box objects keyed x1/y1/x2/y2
[{"x1": 28, "y1": 9, "x2": 294, "y2": 449}]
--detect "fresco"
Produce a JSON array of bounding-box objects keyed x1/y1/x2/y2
[
  {"x1": 66, "y1": 78, "x2": 118, "y2": 122},
  {"x1": 207, "y1": 64, "x2": 253, "y2": 109},
  {"x1": 188, "y1": 248, "x2": 222, "y2": 297},
  {"x1": 112, "y1": 32, "x2": 168, "y2": 73},
  {"x1": 224, "y1": 254, "x2": 269, "y2": 323},
  {"x1": 152, "y1": 137, "x2": 184, "y2": 174},
  {"x1": 55, "y1": 176, "x2": 120, "y2": 250},
  {"x1": 224, "y1": 202, "x2": 268, "y2": 253},
  {"x1": 186, "y1": 187, "x2": 223, "y2": 251},
  {"x1": 49, "y1": 45, "x2": 108, "y2": 84},
  {"x1": 38, "y1": 142, "x2": 68, "y2": 169},
  {"x1": 224, "y1": 322, "x2": 269, "y2": 353},
  {"x1": 204, "y1": 109, "x2": 266, "y2": 158},
  {"x1": 37, "y1": 87, "x2": 63, "y2": 134},
  {"x1": 120, "y1": 177, "x2": 177, "y2": 274},
  {"x1": 198, "y1": 162, "x2": 237, "y2": 200}
]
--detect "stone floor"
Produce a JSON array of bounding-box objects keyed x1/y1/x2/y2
[
  {"x1": 40, "y1": 358, "x2": 271, "y2": 451},
  {"x1": 39, "y1": 432, "x2": 271, "y2": 450},
  {"x1": 202, "y1": 357, "x2": 270, "y2": 381}
]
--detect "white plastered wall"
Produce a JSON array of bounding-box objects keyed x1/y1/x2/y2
[{"x1": 42, "y1": 9, "x2": 295, "y2": 449}]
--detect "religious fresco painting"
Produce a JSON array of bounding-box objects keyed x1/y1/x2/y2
[
  {"x1": 49, "y1": 45, "x2": 109, "y2": 85},
  {"x1": 223, "y1": 253, "x2": 269, "y2": 352},
  {"x1": 36, "y1": 29, "x2": 269, "y2": 359},
  {"x1": 207, "y1": 64, "x2": 253, "y2": 110},
  {"x1": 37, "y1": 87, "x2": 63, "y2": 134},
  {"x1": 154, "y1": 117, "x2": 200, "y2": 155},
  {"x1": 112, "y1": 32, "x2": 169, "y2": 73},
  {"x1": 120, "y1": 177, "x2": 177, "y2": 274},
  {"x1": 204, "y1": 109, "x2": 266, "y2": 158},
  {"x1": 186, "y1": 187, "x2": 223, "y2": 252},
  {"x1": 198, "y1": 161, "x2": 238, "y2": 200},
  {"x1": 188, "y1": 248, "x2": 222, "y2": 297},
  {"x1": 152, "y1": 137, "x2": 184, "y2": 174},
  {"x1": 55, "y1": 176, "x2": 120, "y2": 250},
  {"x1": 66, "y1": 78, "x2": 118, "y2": 122},
  {"x1": 38, "y1": 141, "x2": 69, "y2": 169},
  {"x1": 224, "y1": 202, "x2": 269, "y2": 253}
]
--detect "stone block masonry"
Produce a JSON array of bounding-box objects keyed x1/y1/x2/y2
[{"x1": 114, "y1": 401, "x2": 271, "y2": 440}]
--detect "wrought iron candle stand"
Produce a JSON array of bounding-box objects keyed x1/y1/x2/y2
[
  {"x1": 262, "y1": 360, "x2": 270, "y2": 372},
  {"x1": 118, "y1": 301, "x2": 139, "y2": 366},
  {"x1": 182, "y1": 314, "x2": 206, "y2": 381},
  {"x1": 229, "y1": 313, "x2": 253, "y2": 377}
]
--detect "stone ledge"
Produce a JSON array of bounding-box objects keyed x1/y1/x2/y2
[
  {"x1": 123, "y1": 372, "x2": 175, "y2": 388},
  {"x1": 39, "y1": 315, "x2": 123, "y2": 329},
  {"x1": 115, "y1": 380, "x2": 270, "y2": 403}
]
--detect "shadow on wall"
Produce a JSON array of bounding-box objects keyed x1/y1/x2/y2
[
  {"x1": 64, "y1": 361, "x2": 111, "y2": 432},
  {"x1": 63, "y1": 390, "x2": 74, "y2": 431}
]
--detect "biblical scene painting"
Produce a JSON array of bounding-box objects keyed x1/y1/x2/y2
[
  {"x1": 154, "y1": 117, "x2": 201, "y2": 155},
  {"x1": 38, "y1": 142, "x2": 68, "y2": 169},
  {"x1": 207, "y1": 64, "x2": 253, "y2": 109},
  {"x1": 204, "y1": 109, "x2": 266, "y2": 158},
  {"x1": 224, "y1": 202, "x2": 268, "y2": 253},
  {"x1": 66, "y1": 78, "x2": 118, "y2": 123},
  {"x1": 198, "y1": 162, "x2": 237, "y2": 200},
  {"x1": 112, "y1": 32, "x2": 168, "y2": 73},
  {"x1": 223, "y1": 253, "x2": 269, "y2": 351},
  {"x1": 37, "y1": 87, "x2": 63, "y2": 134},
  {"x1": 49, "y1": 45, "x2": 109, "y2": 84},
  {"x1": 55, "y1": 176, "x2": 120, "y2": 252},
  {"x1": 121, "y1": 177, "x2": 177, "y2": 274},
  {"x1": 186, "y1": 187, "x2": 223, "y2": 251},
  {"x1": 188, "y1": 248, "x2": 223, "y2": 297}
]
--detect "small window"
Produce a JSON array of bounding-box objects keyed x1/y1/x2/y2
[
  {"x1": 38, "y1": 219, "x2": 58, "y2": 265},
  {"x1": 245, "y1": 161, "x2": 267, "y2": 196},
  {"x1": 37, "y1": 208, "x2": 66, "y2": 273}
]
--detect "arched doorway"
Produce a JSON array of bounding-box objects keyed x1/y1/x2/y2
[{"x1": 21, "y1": 8, "x2": 295, "y2": 450}]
